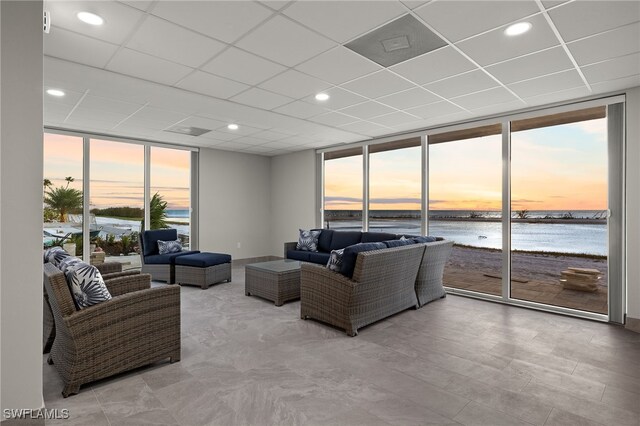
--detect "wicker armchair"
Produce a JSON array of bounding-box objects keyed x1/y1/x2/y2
[
  {"x1": 415, "y1": 240, "x2": 454, "y2": 307},
  {"x1": 300, "y1": 244, "x2": 425, "y2": 336},
  {"x1": 44, "y1": 262, "x2": 181, "y2": 397},
  {"x1": 43, "y1": 262, "x2": 139, "y2": 354}
]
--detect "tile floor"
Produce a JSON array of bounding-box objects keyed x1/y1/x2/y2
[{"x1": 42, "y1": 263, "x2": 640, "y2": 425}]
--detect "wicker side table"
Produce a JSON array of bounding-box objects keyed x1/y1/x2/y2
[{"x1": 245, "y1": 259, "x2": 302, "y2": 306}]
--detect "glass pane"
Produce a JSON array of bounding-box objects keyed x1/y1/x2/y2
[
  {"x1": 324, "y1": 153, "x2": 363, "y2": 230},
  {"x1": 150, "y1": 147, "x2": 191, "y2": 249},
  {"x1": 511, "y1": 110, "x2": 608, "y2": 314},
  {"x1": 429, "y1": 130, "x2": 502, "y2": 296},
  {"x1": 43, "y1": 133, "x2": 84, "y2": 260},
  {"x1": 369, "y1": 145, "x2": 421, "y2": 235},
  {"x1": 90, "y1": 139, "x2": 144, "y2": 269}
]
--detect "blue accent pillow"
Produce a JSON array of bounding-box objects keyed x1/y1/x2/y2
[
  {"x1": 326, "y1": 248, "x2": 344, "y2": 272},
  {"x1": 412, "y1": 236, "x2": 438, "y2": 243},
  {"x1": 383, "y1": 237, "x2": 416, "y2": 248},
  {"x1": 158, "y1": 239, "x2": 182, "y2": 255},
  {"x1": 44, "y1": 246, "x2": 70, "y2": 267},
  {"x1": 142, "y1": 229, "x2": 178, "y2": 256},
  {"x1": 340, "y1": 242, "x2": 386, "y2": 279},
  {"x1": 296, "y1": 229, "x2": 321, "y2": 252}
]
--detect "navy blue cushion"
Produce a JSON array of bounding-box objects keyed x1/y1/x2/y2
[
  {"x1": 340, "y1": 242, "x2": 386, "y2": 279},
  {"x1": 329, "y1": 231, "x2": 362, "y2": 251},
  {"x1": 307, "y1": 251, "x2": 331, "y2": 265},
  {"x1": 287, "y1": 250, "x2": 310, "y2": 262},
  {"x1": 316, "y1": 229, "x2": 334, "y2": 253},
  {"x1": 412, "y1": 236, "x2": 438, "y2": 243},
  {"x1": 144, "y1": 250, "x2": 199, "y2": 265},
  {"x1": 142, "y1": 229, "x2": 178, "y2": 256},
  {"x1": 361, "y1": 232, "x2": 398, "y2": 243},
  {"x1": 384, "y1": 238, "x2": 417, "y2": 248},
  {"x1": 175, "y1": 252, "x2": 231, "y2": 267}
]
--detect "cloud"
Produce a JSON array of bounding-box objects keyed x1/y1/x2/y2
[
  {"x1": 324, "y1": 196, "x2": 362, "y2": 204},
  {"x1": 370, "y1": 197, "x2": 421, "y2": 204}
]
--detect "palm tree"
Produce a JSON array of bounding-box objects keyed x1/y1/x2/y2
[
  {"x1": 141, "y1": 192, "x2": 169, "y2": 230},
  {"x1": 43, "y1": 177, "x2": 82, "y2": 222}
]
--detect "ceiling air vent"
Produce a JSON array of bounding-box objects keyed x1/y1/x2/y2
[
  {"x1": 164, "y1": 125, "x2": 211, "y2": 137},
  {"x1": 345, "y1": 14, "x2": 446, "y2": 67}
]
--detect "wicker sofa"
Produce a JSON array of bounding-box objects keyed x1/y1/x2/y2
[
  {"x1": 44, "y1": 262, "x2": 181, "y2": 397},
  {"x1": 300, "y1": 244, "x2": 426, "y2": 336}
]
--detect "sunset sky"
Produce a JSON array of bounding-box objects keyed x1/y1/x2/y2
[
  {"x1": 43, "y1": 133, "x2": 190, "y2": 210},
  {"x1": 325, "y1": 118, "x2": 607, "y2": 211}
]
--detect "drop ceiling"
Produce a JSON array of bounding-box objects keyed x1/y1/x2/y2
[{"x1": 43, "y1": 0, "x2": 640, "y2": 156}]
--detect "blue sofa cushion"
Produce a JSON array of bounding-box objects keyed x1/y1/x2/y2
[
  {"x1": 384, "y1": 238, "x2": 416, "y2": 248},
  {"x1": 361, "y1": 232, "x2": 398, "y2": 243},
  {"x1": 329, "y1": 231, "x2": 362, "y2": 251},
  {"x1": 144, "y1": 250, "x2": 199, "y2": 265},
  {"x1": 316, "y1": 229, "x2": 334, "y2": 252},
  {"x1": 340, "y1": 242, "x2": 386, "y2": 279},
  {"x1": 412, "y1": 236, "x2": 438, "y2": 243},
  {"x1": 142, "y1": 229, "x2": 178, "y2": 256},
  {"x1": 175, "y1": 252, "x2": 231, "y2": 267},
  {"x1": 308, "y1": 251, "x2": 331, "y2": 265},
  {"x1": 287, "y1": 250, "x2": 310, "y2": 262}
]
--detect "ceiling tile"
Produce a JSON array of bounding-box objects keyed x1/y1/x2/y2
[
  {"x1": 75, "y1": 94, "x2": 143, "y2": 116},
  {"x1": 213, "y1": 141, "x2": 253, "y2": 151},
  {"x1": 341, "y1": 70, "x2": 415, "y2": 99},
  {"x1": 295, "y1": 46, "x2": 381, "y2": 85},
  {"x1": 376, "y1": 87, "x2": 441, "y2": 109},
  {"x1": 215, "y1": 124, "x2": 263, "y2": 137},
  {"x1": 507, "y1": 69, "x2": 585, "y2": 98},
  {"x1": 176, "y1": 71, "x2": 250, "y2": 99},
  {"x1": 152, "y1": 1, "x2": 273, "y2": 43},
  {"x1": 390, "y1": 46, "x2": 476, "y2": 85},
  {"x1": 106, "y1": 48, "x2": 193, "y2": 86},
  {"x1": 250, "y1": 130, "x2": 292, "y2": 141},
  {"x1": 116, "y1": 106, "x2": 188, "y2": 129},
  {"x1": 591, "y1": 74, "x2": 640, "y2": 94},
  {"x1": 44, "y1": 28, "x2": 118, "y2": 68},
  {"x1": 567, "y1": 23, "x2": 640, "y2": 66},
  {"x1": 301, "y1": 87, "x2": 368, "y2": 110},
  {"x1": 451, "y1": 87, "x2": 519, "y2": 110},
  {"x1": 173, "y1": 116, "x2": 227, "y2": 132},
  {"x1": 405, "y1": 101, "x2": 464, "y2": 119},
  {"x1": 369, "y1": 111, "x2": 420, "y2": 126},
  {"x1": 46, "y1": 1, "x2": 145, "y2": 45},
  {"x1": 339, "y1": 120, "x2": 392, "y2": 137},
  {"x1": 548, "y1": 0, "x2": 640, "y2": 43},
  {"x1": 339, "y1": 101, "x2": 396, "y2": 120},
  {"x1": 259, "y1": 70, "x2": 332, "y2": 99},
  {"x1": 415, "y1": 0, "x2": 540, "y2": 43},
  {"x1": 310, "y1": 112, "x2": 360, "y2": 127},
  {"x1": 472, "y1": 100, "x2": 526, "y2": 116},
  {"x1": 126, "y1": 16, "x2": 226, "y2": 68},
  {"x1": 273, "y1": 101, "x2": 326, "y2": 119},
  {"x1": 230, "y1": 88, "x2": 293, "y2": 110},
  {"x1": 402, "y1": 1, "x2": 431, "y2": 10},
  {"x1": 195, "y1": 129, "x2": 240, "y2": 142},
  {"x1": 118, "y1": 1, "x2": 154, "y2": 11},
  {"x1": 259, "y1": 1, "x2": 291, "y2": 11},
  {"x1": 541, "y1": 1, "x2": 569, "y2": 9},
  {"x1": 236, "y1": 15, "x2": 335, "y2": 67},
  {"x1": 524, "y1": 85, "x2": 591, "y2": 107},
  {"x1": 233, "y1": 136, "x2": 269, "y2": 146},
  {"x1": 283, "y1": 1, "x2": 406, "y2": 43},
  {"x1": 485, "y1": 46, "x2": 574, "y2": 84},
  {"x1": 456, "y1": 14, "x2": 559, "y2": 66},
  {"x1": 202, "y1": 47, "x2": 286, "y2": 86},
  {"x1": 582, "y1": 53, "x2": 640, "y2": 84},
  {"x1": 424, "y1": 70, "x2": 499, "y2": 98},
  {"x1": 43, "y1": 87, "x2": 85, "y2": 108}
]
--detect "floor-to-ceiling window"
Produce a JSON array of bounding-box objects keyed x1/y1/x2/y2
[
  {"x1": 428, "y1": 125, "x2": 503, "y2": 296},
  {"x1": 323, "y1": 148, "x2": 363, "y2": 230},
  {"x1": 150, "y1": 146, "x2": 191, "y2": 249},
  {"x1": 43, "y1": 133, "x2": 85, "y2": 259},
  {"x1": 369, "y1": 138, "x2": 422, "y2": 235}
]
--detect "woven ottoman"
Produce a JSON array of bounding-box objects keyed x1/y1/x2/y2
[{"x1": 174, "y1": 253, "x2": 232, "y2": 289}]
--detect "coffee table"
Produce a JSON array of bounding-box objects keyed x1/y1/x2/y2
[{"x1": 245, "y1": 259, "x2": 303, "y2": 306}]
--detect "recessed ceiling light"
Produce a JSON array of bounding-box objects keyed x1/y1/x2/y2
[
  {"x1": 504, "y1": 22, "x2": 532, "y2": 36},
  {"x1": 315, "y1": 93, "x2": 330, "y2": 101},
  {"x1": 227, "y1": 124, "x2": 239, "y2": 130},
  {"x1": 77, "y1": 11, "x2": 104, "y2": 26},
  {"x1": 46, "y1": 89, "x2": 65, "y2": 97}
]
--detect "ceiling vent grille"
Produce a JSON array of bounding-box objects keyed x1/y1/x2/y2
[
  {"x1": 345, "y1": 14, "x2": 446, "y2": 67},
  {"x1": 164, "y1": 125, "x2": 211, "y2": 137}
]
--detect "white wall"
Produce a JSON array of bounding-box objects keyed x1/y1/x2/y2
[
  {"x1": 269, "y1": 150, "x2": 317, "y2": 255},
  {"x1": 625, "y1": 86, "x2": 640, "y2": 322},
  {"x1": 0, "y1": 0, "x2": 44, "y2": 414},
  {"x1": 198, "y1": 148, "x2": 272, "y2": 259}
]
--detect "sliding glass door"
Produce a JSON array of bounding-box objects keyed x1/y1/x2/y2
[{"x1": 323, "y1": 148, "x2": 363, "y2": 230}]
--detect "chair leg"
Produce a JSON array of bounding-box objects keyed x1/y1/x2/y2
[
  {"x1": 347, "y1": 328, "x2": 358, "y2": 337},
  {"x1": 62, "y1": 383, "x2": 80, "y2": 398},
  {"x1": 170, "y1": 351, "x2": 181, "y2": 363},
  {"x1": 47, "y1": 355, "x2": 53, "y2": 365}
]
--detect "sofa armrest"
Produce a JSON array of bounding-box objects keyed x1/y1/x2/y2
[
  {"x1": 104, "y1": 273, "x2": 151, "y2": 297},
  {"x1": 102, "y1": 270, "x2": 140, "y2": 281},
  {"x1": 300, "y1": 263, "x2": 356, "y2": 289},
  {"x1": 95, "y1": 262, "x2": 122, "y2": 275},
  {"x1": 284, "y1": 241, "x2": 297, "y2": 258}
]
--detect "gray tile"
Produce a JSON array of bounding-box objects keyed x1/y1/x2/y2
[
  {"x1": 454, "y1": 401, "x2": 533, "y2": 426},
  {"x1": 543, "y1": 408, "x2": 606, "y2": 426}
]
